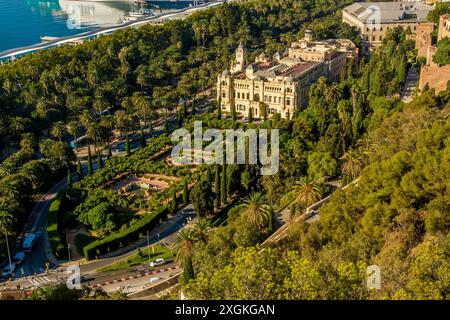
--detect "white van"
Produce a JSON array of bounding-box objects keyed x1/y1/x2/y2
[{"x1": 150, "y1": 258, "x2": 166, "y2": 267}]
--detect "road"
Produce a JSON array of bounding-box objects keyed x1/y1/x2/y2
[
  {"x1": 401, "y1": 66, "x2": 419, "y2": 103},
  {"x1": 263, "y1": 178, "x2": 360, "y2": 245},
  {"x1": 4, "y1": 115, "x2": 182, "y2": 280},
  {"x1": 0, "y1": 0, "x2": 228, "y2": 62}
]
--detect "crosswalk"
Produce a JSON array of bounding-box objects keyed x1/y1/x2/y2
[{"x1": 27, "y1": 276, "x2": 53, "y2": 287}]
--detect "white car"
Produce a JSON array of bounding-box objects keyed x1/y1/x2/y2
[
  {"x1": 150, "y1": 258, "x2": 166, "y2": 267},
  {"x1": 12, "y1": 252, "x2": 25, "y2": 265},
  {"x1": 1, "y1": 263, "x2": 16, "y2": 278},
  {"x1": 149, "y1": 276, "x2": 160, "y2": 283}
]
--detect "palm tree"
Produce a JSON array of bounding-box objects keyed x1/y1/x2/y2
[
  {"x1": 86, "y1": 121, "x2": 102, "y2": 153},
  {"x1": 174, "y1": 228, "x2": 198, "y2": 265},
  {"x1": 0, "y1": 178, "x2": 22, "y2": 201},
  {"x1": 79, "y1": 110, "x2": 93, "y2": 129},
  {"x1": 340, "y1": 148, "x2": 364, "y2": 180},
  {"x1": 99, "y1": 115, "x2": 115, "y2": 145},
  {"x1": 193, "y1": 218, "x2": 211, "y2": 243},
  {"x1": 294, "y1": 177, "x2": 323, "y2": 209},
  {"x1": 66, "y1": 121, "x2": 80, "y2": 149},
  {"x1": 19, "y1": 133, "x2": 35, "y2": 152},
  {"x1": 50, "y1": 121, "x2": 65, "y2": 141},
  {"x1": 0, "y1": 201, "x2": 15, "y2": 273},
  {"x1": 243, "y1": 192, "x2": 270, "y2": 230}
]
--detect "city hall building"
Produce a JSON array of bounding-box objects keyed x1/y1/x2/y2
[{"x1": 217, "y1": 32, "x2": 358, "y2": 119}]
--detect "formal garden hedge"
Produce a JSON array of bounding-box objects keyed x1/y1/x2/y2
[
  {"x1": 83, "y1": 205, "x2": 169, "y2": 260},
  {"x1": 47, "y1": 190, "x2": 67, "y2": 259}
]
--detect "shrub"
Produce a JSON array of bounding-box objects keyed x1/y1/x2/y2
[
  {"x1": 47, "y1": 190, "x2": 67, "y2": 259},
  {"x1": 83, "y1": 205, "x2": 169, "y2": 260}
]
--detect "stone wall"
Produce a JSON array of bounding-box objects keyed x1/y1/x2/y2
[
  {"x1": 415, "y1": 22, "x2": 435, "y2": 58},
  {"x1": 419, "y1": 64, "x2": 450, "y2": 94}
]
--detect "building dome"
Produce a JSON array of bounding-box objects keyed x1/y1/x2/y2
[{"x1": 222, "y1": 69, "x2": 231, "y2": 76}]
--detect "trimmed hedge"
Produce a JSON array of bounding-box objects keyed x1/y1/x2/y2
[
  {"x1": 47, "y1": 190, "x2": 67, "y2": 259},
  {"x1": 83, "y1": 205, "x2": 169, "y2": 260}
]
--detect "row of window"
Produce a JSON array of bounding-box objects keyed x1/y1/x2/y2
[{"x1": 365, "y1": 25, "x2": 417, "y2": 32}]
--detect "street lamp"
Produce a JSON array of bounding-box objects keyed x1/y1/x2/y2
[
  {"x1": 4, "y1": 231, "x2": 12, "y2": 277},
  {"x1": 147, "y1": 231, "x2": 150, "y2": 263},
  {"x1": 67, "y1": 243, "x2": 71, "y2": 262}
]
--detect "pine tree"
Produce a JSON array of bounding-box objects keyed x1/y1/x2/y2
[
  {"x1": 183, "y1": 180, "x2": 189, "y2": 203},
  {"x1": 87, "y1": 146, "x2": 93, "y2": 175},
  {"x1": 125, "y1": 133, "x2": 131, "y2": 156},
  {"x1": 67, "y1": 169, "x2": 72, "y2": 189},
  {"x1": 76, "y1": 159, "x2": 83, "y2": 181},
  {"x1": 140, "y1": 128, "x2": 146, "y2": 148},
  {"x1": 97, "y1": 153, "x2": 103, "y2": 169}
]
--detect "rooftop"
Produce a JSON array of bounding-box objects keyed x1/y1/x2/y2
[{"x1": 344, "y1": 2, "x2": 432, "y2": 23}]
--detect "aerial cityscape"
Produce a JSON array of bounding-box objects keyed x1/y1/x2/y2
[{"x1": 0, "y1": 0, "x2": 449, "y2": 308}]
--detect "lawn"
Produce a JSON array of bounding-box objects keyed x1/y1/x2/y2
[{"x1": 96, "y1": 244, "x2": 174, "y2": 272}]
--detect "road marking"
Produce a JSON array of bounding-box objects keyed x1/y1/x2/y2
[{"x1": 28, "y1": 276, "x2": 52, "y2": 286}]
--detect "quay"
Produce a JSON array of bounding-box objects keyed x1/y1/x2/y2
[{"x1": 0, "y1": 0, "x2": 229, "y2": 64}]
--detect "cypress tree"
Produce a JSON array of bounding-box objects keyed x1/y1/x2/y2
[
  {"x1": 182, "y1": 101, "x2": 188, "y2": 118},
  {"x1": 164, "y1": 118, "x2": 169, "y2": 134},
  {"x1": 67, "y1": 169, "x2": 72, "y2": 188},
  {"x1": 107, "y1": 146, "x2": 112, "y2": 159},
  {"x1": 217, "y1": 100, "x2": 222, "y2": 120},
  {"x1": 231, "y1": 103, "x2": 236, "y2": 122},
  {"x1": 248, "y1": 107, "x2": 253, "y2": 123},
  {"x1": 97, "y1": 153, "x2": 103, "y2": 169},
  {"x1": 149, "y1": 121, "x2": 153, "y2": 135},
  {"x1": 87, "y1": 146, "x2": 93, "y2": 175},
  {"x1": 171, "y1": 192, "x2": 178, "y2": 213},
  {"x1": 206, "y1": 166, "x2": 212, "y2": 186},
  {"x1": 177, "y1": 110, "x2": 183, "y2": 127},
  {"x1": 220, "y1": 161, "x2": 227, "y2": 205},
  {"x1": 286, "y1": 110, "x2": 290, "y2": 121},
  {"x1": 140, "y1": 128, "x2": 146, "y2": 148},
  {"x1": 214, "y1": 164, "x2": 220, "y2": 209},
  {"x1": 182, "y1": 180, "x2": 189, "y2": 203},
  {"x1": 76, "y1": 159, "x2": 83, "y2": 181},
  {"x1": 125, "y1": 133, "x2": 131, "y2": 156},
  {"x1": 183, "y1": 256, "x2": 194, "y2": 284}
]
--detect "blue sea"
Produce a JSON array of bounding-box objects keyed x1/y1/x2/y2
[{"x1": 0, "y1": 0, "x2": 193, "y2": 52}]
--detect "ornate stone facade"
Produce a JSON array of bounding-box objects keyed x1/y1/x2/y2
[{"x1": 217, "y1": 36, "x2": 357, "y2": 119}]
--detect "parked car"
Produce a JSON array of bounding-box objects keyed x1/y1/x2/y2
[
  {"x1": 149, "y1": 276, "x2": 160, "y2": 283},
  {"x1": 150, "y1": 258, "x2": 166, "y2": 267},
  {"x1": 1, "y1": 263, "x2": 16, "y2": 279},
  {"x1": 12, "y1": 252, "x2": 25, "y2": 265}
]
